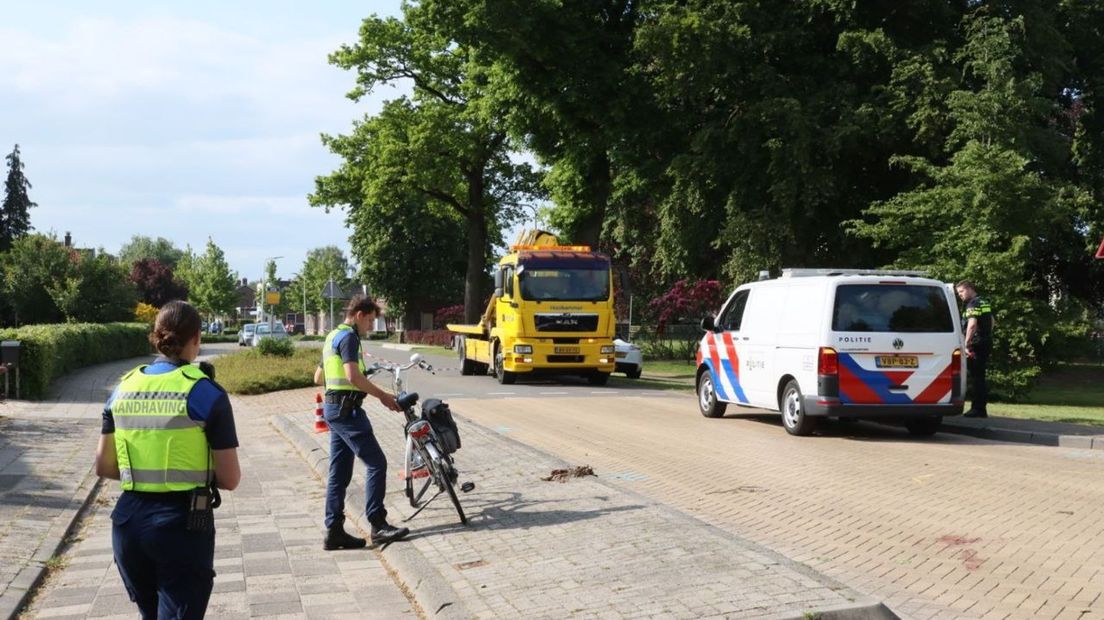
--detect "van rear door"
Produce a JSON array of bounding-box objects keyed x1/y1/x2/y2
[{"x1": 829, "y1": 281, "x2": 959, "y2": 405}]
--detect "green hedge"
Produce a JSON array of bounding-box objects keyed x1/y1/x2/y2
[{"x1": 0, "y1": 322, "x2": 151, "y2": 399}]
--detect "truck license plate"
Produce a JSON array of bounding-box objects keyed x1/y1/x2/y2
[
  {"x1": 555, "y1": 346, "x2": 580, "y2": 354},
  {"x1": 875, "y1": 355, "x2": 918, "y2": 369}
]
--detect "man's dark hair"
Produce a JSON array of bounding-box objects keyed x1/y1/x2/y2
[
  {"x1": 344, "y1": 294, "x2": 381, "y2": 318},
  {"x1": 955, "y1": 280, "x2": 976, "y2": 291}
]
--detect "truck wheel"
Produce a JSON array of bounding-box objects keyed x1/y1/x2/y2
[
  {"x1": 697, "y1": 370, "x2": 727, "y2": 418},
  {"x1": 457, "y1": 337, "x2": 476, "y2": 376},
  {"x1": 587, "y1": 371, "x2": 610, "y2": 386},
  {"x1": 780, "y1": 380, "x2": 817, "y2": 436},
  {"x1": 494, "y1": 344, "x2": 516, "y2": 385},
  {"x1": 905, "y1": 416, "x2": 942, "y2": 437}
]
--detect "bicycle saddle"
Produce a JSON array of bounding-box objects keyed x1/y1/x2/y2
[{"x1": 397, "y1": 391, "x2": 419, "y2": 410}]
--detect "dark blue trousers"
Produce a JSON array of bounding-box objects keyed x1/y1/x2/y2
[
  {"x1": 111, "y1": 492, "x2": 215, "y2": 620},
  {"x1": 324, "y1": 403, "x2": 389, "y2": 528}
]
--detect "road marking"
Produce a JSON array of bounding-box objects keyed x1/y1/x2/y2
[
  {"x1": 493, "y1": 426, "x2": 512, "y2": 434},
  {"x1": 436, "y1": 393, "x2": 463, "y2": 397},
  {"x1": 539, "y1": 391, "x2": 569, "y2": 395},
  {"x1": 591, "y1": 390, "x2": 617, "y2": 395},
  {"x1": 487, "y1": 392, "x2": 516, "y2": 396}
]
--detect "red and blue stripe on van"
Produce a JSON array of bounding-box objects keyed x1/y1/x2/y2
[
  {"x1": 696, "y1": 332, "x2": 748, "y2": 403},
  {"x1": 837, "y1": 353, "x2": 955, "y2": 405}
]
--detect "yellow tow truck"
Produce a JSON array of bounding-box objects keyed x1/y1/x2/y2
[{"x1": 447, "y1": 230, "x2": 617, "y2": 385}]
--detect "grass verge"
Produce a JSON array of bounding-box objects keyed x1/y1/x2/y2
[{"x1": 213, "y1": 348, "x2": 319, "y2": 394}]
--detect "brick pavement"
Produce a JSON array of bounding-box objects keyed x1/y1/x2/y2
[
  {"x1": 451, "y1": 396, "x2": 1104, "y2": 620},
  {"x1": 0, "y1": 355, "x2": 147, "y2": 620},
  {"x1": 19, "y1": 381, "x2": 417, "y2": 620},
  {"x1": 265, "y1": 388, "x2": 894, "y2": 619}
]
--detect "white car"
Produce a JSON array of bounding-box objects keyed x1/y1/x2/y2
[
  {"x1": 237, "y1": 323, "x2": 255, "y2": 346},
  {"x1": 614, "y1": 338, "x2": 643, "y2": 379},
  {"x1": 250, "y1": 322, "x2": 289, "y2": 346}
]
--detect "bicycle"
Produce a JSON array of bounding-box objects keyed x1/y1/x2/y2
[{"x1": 368, "y1": 353, "x2": 473, "y2": 525}]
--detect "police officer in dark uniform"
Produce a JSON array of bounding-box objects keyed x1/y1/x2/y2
[
  {"x1": 320, "y1": 294, "x2": 409, "y2": 549},
  {"x1": 955, "y1": 280, "x2": 993, "y2": 418},
  {"x1": 95, "y1": 300, "x2": 241, "y2": 619}
]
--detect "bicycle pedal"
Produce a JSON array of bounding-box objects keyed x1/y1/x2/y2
[{"x1": 460, "y1": 482, "x2": 475, "y2": 493}]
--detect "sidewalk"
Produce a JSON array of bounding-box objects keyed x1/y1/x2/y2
[{"x1": 939, "y1": 415, "x2": 1104, "y2": 449}]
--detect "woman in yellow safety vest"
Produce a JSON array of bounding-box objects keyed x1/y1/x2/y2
[{"x1": 95, "y1": 300, "x2": 241, "y2": 619}]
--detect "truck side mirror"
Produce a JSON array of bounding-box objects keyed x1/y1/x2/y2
[
  {"x1": 493, "y1": 268, "x2": 504, "y2": 298},
  {"x1": 700, "y1": 316, "x2": 716, "y2": 332}
]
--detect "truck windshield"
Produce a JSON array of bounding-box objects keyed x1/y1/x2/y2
[
  {"x1": 519, "y1": 268, "x2": 610, "y2": 302},
  {"x1": 832, "y1": 284, "x2": 953, "y2": 333}
]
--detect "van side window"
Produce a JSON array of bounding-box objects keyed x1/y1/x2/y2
[{"x1": 719, "y1": 290, "x2": 750, "y2": 331}]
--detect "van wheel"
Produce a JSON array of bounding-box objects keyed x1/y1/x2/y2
[
  {"x1": 457, "y1": 337, "x2": 476, "y2": 376},
  {"x1": 494, "y1": 343, "x2": 516, "y2": 385},
  {"x1": 626, "y1": 366, "x2": 642, "y2": 379},
  {"x1": 780, "y1": 380, "x2": 817, "y2": 436},
  {"x1": 697, "y1": 371, "x2": 727, "y2": 418},
  {"x1": 905, "y1": 416, "x2": 942, "y2": 437}
]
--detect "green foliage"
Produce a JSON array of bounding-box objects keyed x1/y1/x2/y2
[
  {"x1": 1, "y1": 144, "x2": 36, "y2": 252},
  {"x1": 312, "y1": 6, "x2": 541, "y2": 324},
  {"x1": 117, "y1": 235, "x2": 184, "y2": 268},
  {"x1": 213, "y1": 347, "x2": 319, "y2": 395},
  {"x1": 0, "y1": 234, "x2": 136, "y2": 325},
  {"x1": 256, "y1": 336, "x2": 294, "y2": 357},
  {"x1": 180, "y1": 239, "x2": 238, "y2": 318},
  {"x1": 0, "y1": 322, "x2": 150, "y2": 399},
  {"x1": 290, "y1": 246, "x2": 353, "y2": 318}
]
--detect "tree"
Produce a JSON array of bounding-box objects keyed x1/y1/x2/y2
[
  {"x1": 1, "y1": 144, "x2": 37, "y2": 252},
  {"x1": 118, "y1": 235, "x2": 184, "y2": 268},
  {"x1": 345, "y1": 194, "x2": 466, "y2": 319},
  {"x1": 311, "y1": 8, "x2": 541, "y2": 323},
  {"x1": 48, "y1": 251, "x2": 137, "y2": 323},
  {"x1": 129, "y1": 258, "x2": 189, "y2": 307},
  {"x1": 182, "y1": 239, "x2": 238, "y2": 319},
  {"x1": 295, "y1": 246, "x2": 354, "y2": 317},
  {"x1": 850, "y1": 10, "x2": 1098, "y2": 397},
  {"x1": 0, "y1": 234, "x2": 70, "y2": 325}
]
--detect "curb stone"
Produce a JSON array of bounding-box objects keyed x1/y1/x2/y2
[
  {"x1": 271, "y1": 415, "x2": 471, "y2": 620},
  {"x1": 273, "y1": 411, "x2": 896, "y2": 620}
]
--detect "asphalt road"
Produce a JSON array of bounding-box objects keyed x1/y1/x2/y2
[{"x1": 362, "y1": 342, "x2": 1104, "y2": 619}]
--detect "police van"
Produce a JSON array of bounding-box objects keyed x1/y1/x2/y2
[{"x1": 696, "y1": 269, "x2": 965, "y2": 436}]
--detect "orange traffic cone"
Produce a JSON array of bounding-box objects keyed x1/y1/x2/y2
[{"x1": 313, "y1": 392, "x2": 328, "y2": 433}]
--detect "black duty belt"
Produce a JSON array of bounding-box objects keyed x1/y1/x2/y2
[{"x1": 324, "y1": 392, "x2": 365, "y2": 405}]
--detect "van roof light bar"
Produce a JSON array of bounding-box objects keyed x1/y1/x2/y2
[{"x1": 780, "y1": 268, "x2": 930, "y2": 278}]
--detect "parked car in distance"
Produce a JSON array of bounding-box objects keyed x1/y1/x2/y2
[
  {"x1": 208, "y1": 320, "x2": 223, "y2": 334},
  {"x1": 251, "y1": 322, "x2": 289, "y2": 347},
  {"x1": 238, "y1": 323, "x2": 256, "y2": 347},
  {"x1": 614, "y1": 338, "x2": 643, "y2": 379}
]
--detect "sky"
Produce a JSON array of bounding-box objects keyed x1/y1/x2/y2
[{"x1": 1, "y1": 1, "x2": 405, "y2": 281}]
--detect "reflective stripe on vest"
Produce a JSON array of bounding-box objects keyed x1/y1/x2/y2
[
  {"x1": 322, "y1": 324, "x2": 367, "y2": 391},
  {"x1": 113, "y1": 364, "x2": 211, "y2": 492}
]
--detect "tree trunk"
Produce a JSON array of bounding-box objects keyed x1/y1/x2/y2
[
  {"x1": 463, "y1": 180, "x2": 487, "y2": 324},
  {"x1": 574, "y1": 151, "x2": 612, "y2": 248}
]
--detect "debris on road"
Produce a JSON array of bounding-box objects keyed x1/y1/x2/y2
[{"x1": 542, "y1": 465, "x2": 596, "y2": 482}]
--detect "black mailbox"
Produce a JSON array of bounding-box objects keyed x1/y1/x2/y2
[{"x1": 1, "y1": 340, "x2": 20, "y2": 366}]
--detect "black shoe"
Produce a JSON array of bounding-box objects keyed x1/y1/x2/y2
[
  {"x1": 963, "y1": 409, "x2": 988, "y2": 418},
  {"x1": 370, "y1": 522, "x2": 410, "y2": 545},
  {"x1": 323, "y1": 524, "x2": 367, "y2": 550}
]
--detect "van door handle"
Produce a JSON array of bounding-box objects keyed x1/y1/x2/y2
[
  {"x1": 741, "y1": 337, "x2": 749, "y2": 341},
  {"x1": 887, "y1": 385, "x2": 909, "y2": 391}
]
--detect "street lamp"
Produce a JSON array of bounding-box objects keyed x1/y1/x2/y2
[{"x1": 261, "y1": 255, "x2": 283, "y2": 328}]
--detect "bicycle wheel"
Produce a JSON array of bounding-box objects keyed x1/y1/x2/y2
[
  {"x1": 409, "y1": 445, "x2": 434, "y2": 507},
  {"x1": 435, "y1": 455, "x2": 466, "y2": 525}
]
